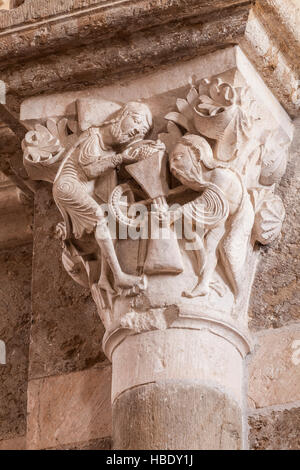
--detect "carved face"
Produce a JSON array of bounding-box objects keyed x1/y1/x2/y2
[
  {"x1": 110, "y1": 111, "x2": 150, "y2": 145},
  {"x1": 169, "y1": 143, "x2": 199, "y2": 183}
]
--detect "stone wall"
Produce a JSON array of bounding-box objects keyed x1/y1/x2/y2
[
  {"x1": 0, "y1": 243, "x2": 32, "y2": 450},
  {"x1": 247, "y1": 118, "x2": 300, "y2": 450},
  {"x1": 26, "y1": 184, "x2": 112, "y2": 450}
]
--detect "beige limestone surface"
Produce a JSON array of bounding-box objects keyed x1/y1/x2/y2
[
  {"x1": 249, "y1": 117, "x2": 300, "y2": 330},
  {"x1": 29, "y1": 185, "x2": 106, "y2": 380},
  {"x1": 26, "y1": 365, "x2": 112, "y2": 450},
  {"x1": 0, "y1": 0, "x2": 298, "y2": 116},
  {"x1": 0, "y1": 435, "x2": 26, "y2": 450},
  {"x1": 113, "y1": 382, "x2": 242, "y2": 450},
  {"x1": 249, "y1": 405, "x2": 300, "y2": 450},
  {"x1": 112, "y1": 329, "x2": 244, "y2": 405},
  {"x1": 20, "y1": 46, "x2": 293, "y2": 140},
  {"x1": 17, "y1": 41, "x2": 295, "y2": 452},
  {"x1": 0, "y1": 244, "x2": 32, "y2": 442},
  {"x1": 248, "y1": 325, "x2": 300, "y2": 408},
  {"x1": 0, "y1": 0, "x2": 10, "y2": 10}
]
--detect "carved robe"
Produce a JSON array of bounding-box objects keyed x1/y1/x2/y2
[{"x1": 53, "y1": 127, "x2": 117, "y2": 239}]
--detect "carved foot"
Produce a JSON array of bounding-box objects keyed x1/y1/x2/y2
[
  {"x1": 183, "y1": 279, "x2": 226, "y2": 298},
  {"x1": 182, "y1": 281, "x2": 210, "y2": 298},
  {"x1": 115, "y1": 273, "x2": 147, "y2": 297},
  {"x1": 209, "y1": 280, "x2": 227, "y2": 297},
  {"x1": 115, "y1": 272, "x2": 144, "y2": 290}
]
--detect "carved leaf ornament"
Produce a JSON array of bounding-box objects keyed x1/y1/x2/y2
[
  {"x1": 164, "y1": 78, "x2": 256, "y2": 162},
  {"x1": 22, "y1": 118, "x2": 78, "y2": 183}
]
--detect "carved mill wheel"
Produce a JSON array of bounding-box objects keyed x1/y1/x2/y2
[{"x1": 109, "y1": 182, "x2": 148, "y2": 228}]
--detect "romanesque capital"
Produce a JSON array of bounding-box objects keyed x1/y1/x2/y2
[{"x1": 20, "y1": 46, "x2": 293, "y2": 360}]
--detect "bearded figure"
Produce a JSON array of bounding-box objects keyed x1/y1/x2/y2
[
  {"x1": 52, "y1": 101, "x2": 158, "y2": 293},
  {"x1": 22, "y1": 100, "x2": 166, "y2": 326},
  {"x1": 169, "y1": 134, "x2": 254, "y2": 300}
]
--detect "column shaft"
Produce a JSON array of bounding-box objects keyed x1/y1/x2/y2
[{"x1": 112, "y1": 328, "x2": 245, "y2": 450}]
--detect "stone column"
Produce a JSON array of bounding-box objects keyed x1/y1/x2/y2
[
  {"x1": 109, "y1": 325, "x2": 249, "y2": 450},
  {"x1": 19, "y1": 46, "x2": 293, "y2": 450}
]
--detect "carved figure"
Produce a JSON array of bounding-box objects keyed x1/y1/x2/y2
[
  {"x1": 22, "y1": 101, "x2": 165, "y2": 301},
  {"x1": 53, "y1": 101, "x2": 155, "y2": 291},
  {"x1": 168, "y1": 134, "x2": 254, "y2": 298},
  {"x1": 21, "y1": 74, "x2": 290, "y2": 334}
]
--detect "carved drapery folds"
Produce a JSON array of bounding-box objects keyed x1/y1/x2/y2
[{"x1": 21, "y1": 49, "x2": 293, "y2": 359}]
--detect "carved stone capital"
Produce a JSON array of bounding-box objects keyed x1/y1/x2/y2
[{"x1": 20, "y1": 46, "x2": 293, "y2": 362}]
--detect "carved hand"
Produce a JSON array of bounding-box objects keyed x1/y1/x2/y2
[
  {"x1": 121, "y1": 139, "x2": 166, "y2": 163},
  {"x1": 83, "y1": 154, "x2": 121, "y2": 179}
]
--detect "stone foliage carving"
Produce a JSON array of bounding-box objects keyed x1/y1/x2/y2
[
  {"x1": 21, "y1": 73, "x2": 291, "y2": 356},
  {"x1": 22, "y1": 118, "x2": 79, "y2": 183}
]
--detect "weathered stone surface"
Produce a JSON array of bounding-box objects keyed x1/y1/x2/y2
[
  {"x1": 0, "y1": 1, "x2": 299, "y2": 115},
  {"x1": 27, "y1": 365, "x2": 112, "y2": 450},
  {"x1": 0, "y1": 207, "x2": 32, "y2": 249},
  {"x1": 248, "y1": 325, "x2": 300, "y2": 408},
  {"x1": 18, "y1": 42, "x2": 294, "y2": 452},
  {"x1": 49, "y1": 437, "x2": 111, "y2": 450},
  {"x1": 0, "y1": 1, "x2": 10, "y2": 11},
  {"x1": 112, "y1": 329, "x2": 244, "y2": 406},
  {"x1": 249, "y1": 118, "x2": 300, "y2": 330},
  {"x1": 1, "y1": 8, "x2": 249, "y2": 100},
  {"x1": 249, "y1": 406, "x2": 300, "y2": 450},
  {"x1": 240, "y1": 2, "x2": 300, "y2": 116},
  {"x1": 0, "y1": 0, "x2": 251, "y2": 64},
  {"x1": 0, "y1": 435, "x2": 26, "y2": 450},
  {"x1": 29, "y1": 184, "x2": 106, "y2": 379},
  {"x1": 0, "y1": 126, "x2": 34, "y2": 238},
  {"x1": 0, "y1": 1, "x2": 298, "y2": 452},
  {"x1": 113, "y1": 381, "x2": 242, "y2": 450},
  {"x1": 0, "y1": 127, "x2": 23, "y2": 177},
  {"x1": 0, "y1": 244, "x2": 32, "y2": 440},
  {"x1": 255, "y1": 0, "x2": 300, "y2": 75}
]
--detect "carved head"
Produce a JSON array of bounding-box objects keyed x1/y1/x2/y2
[
  {"x1": 169, "y1": 134, "x2": 215, "y2": 185},
  {"x1": 110, "y1": 101, "x2": 153, "y2": 145}
]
